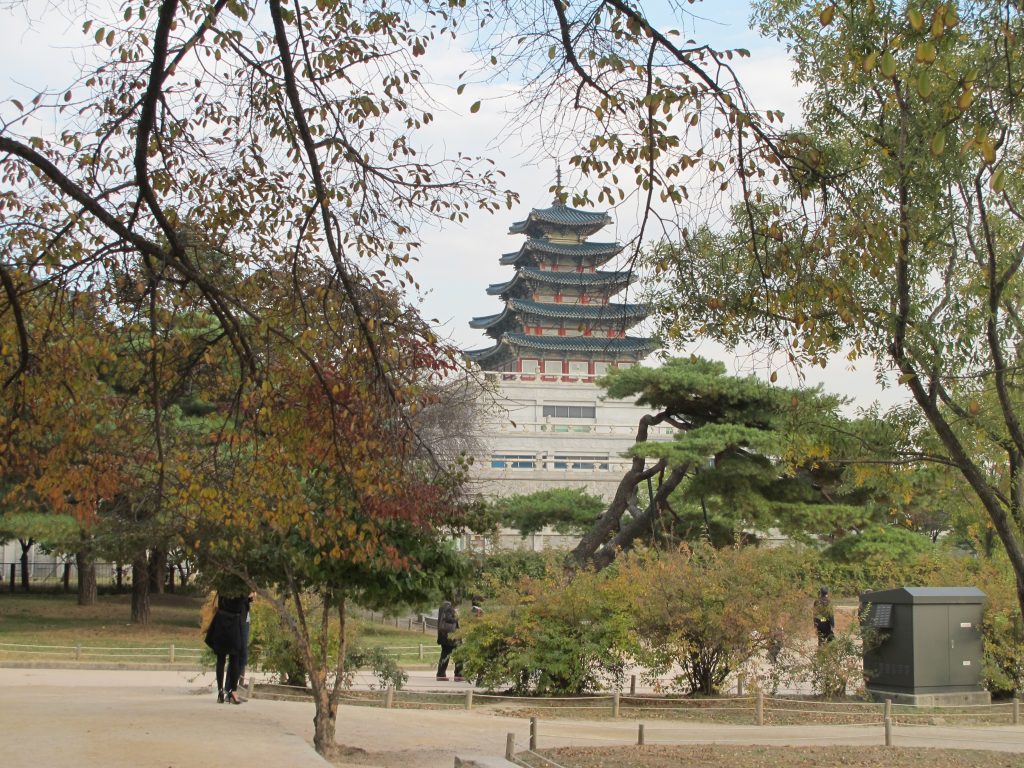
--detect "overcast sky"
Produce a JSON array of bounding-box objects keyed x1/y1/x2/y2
[{"x1": 0, "y1": 1, "x2": 906, "y2": 410}]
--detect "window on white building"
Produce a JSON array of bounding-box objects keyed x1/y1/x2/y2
[
  {"x1": 593, "y1": 362, "x2": 611, "y2": 376},
  {"x1": 543, "y1": 359, "x2": 562, "y2": 375},
  {"x1": 553, "y1": 454, "x2": 610, "y2": 471},
  {"x1": 491, "y1": 453, "x2": 536, "y2": 469},
  {"x1": 520, "y1": 359, "x2": 539, "y2": 373},
  {"x1": 568, "y1": 360, "x2": 589, "y2": 375},
  {"x1": 542, "y1": 405, "x2": 596, "y2": 419}
]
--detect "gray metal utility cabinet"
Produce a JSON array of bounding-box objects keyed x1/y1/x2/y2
[{"x1": 860, "y1": 586, "x2": 989, "y2": 706}]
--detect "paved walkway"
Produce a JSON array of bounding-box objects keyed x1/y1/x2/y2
[{"x1": 2, "y1": 667, "x2": 1023, "y2": 768}]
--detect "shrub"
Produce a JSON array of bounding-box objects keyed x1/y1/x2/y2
[
  {"x1": 456, "y1": 567, "x2": 634, "y2": 695},
  {"x1": 248, "y1": 600, "x2": 408, "y2": 690},
  {"x1": 615, "y1": 545, "x2": 806, "y2": 695},
  {"x1": 825, "y1": 526, "x2": 934, "y2": 564},
  {"x1": 467, "y1": 549, "x2": 554, "y2": 600},
  {"x1": 804, "y1": 615, "x2": 874, "y2": 698}
]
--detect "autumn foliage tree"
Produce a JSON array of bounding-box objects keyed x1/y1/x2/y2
[
  {"x1": 175, "y1": 270, "x2": 470, "y2": 755},
  {"x1": 640, "y1": 0, "x2": 1024, "y2": 620}
]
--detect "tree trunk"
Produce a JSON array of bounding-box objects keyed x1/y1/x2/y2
[
  {"x1": 131, "y1": 552, "x2": 150, "y2": 625},
  {"x1": 62, "y1": 562, "x2": 71, "y2": 592},
  {"x1": 309, "y1": 667, "x2": 337, "y2": 756},
  {"x1": 18, "y1": 538, "x2": 32, "y2": 592},
  {"x1": 76, "y1": 550, "x2": 97, "y2": 606},
  {"x1": 148, "y1": 547, "x2": 166, "y2": 594},
  {"x1": 115, "y1": 563, "x2": 124, "y2": 591}
]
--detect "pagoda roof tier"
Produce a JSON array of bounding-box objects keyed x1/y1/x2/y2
[
  {"x1": 509, "y1": 298, "x2": 648, "y2": 323},
  {"x1": 469, "y1": 299, "x2": 647, "y2": 339},
  {"x1": 486, "y1": 267, "x2": 635, "y2": 297},
  {"x1": 509, "y1": 202, "x2": 611, "y2": 238},
  {"x1": 499, "y1": 238, "x2": 622, "y2": 267},
  {"x1": 466, "y1": 333, "x2": 655, "y2": 365}
]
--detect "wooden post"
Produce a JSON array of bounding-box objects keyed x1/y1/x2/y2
[
  {"x1": 505, "y1": 733, "x2": 515, "y2": 761},
  {"x1": 637, "y1": 723, "x2": 645, "y2": 745},
  {"x1": 1013, "y1": 697, "x2": 1020, "y2": 726},
  {"x1": 529, "y1": 717, "x2": 537, "y2": 750},
  {"x1": 630, "y1": 674, "x2": 637, "y2": 695},
  {"x1": 884, "y1": 717, "x2": 893, "y2": 747},
  {"x1": 418, "y1": 643, "x2": 424, "y2": 660},
  {"x1": 8, "y1": 564, "x2": 14, "y2": 592},
  {"x1": 169, "y1": 643, "x2": 175, "y2": 663},
  {"x1": 612, "y1": 691, "x2": 620, "y2": 718},
  {"x1": 736, "y1": 673, "x2": 745, "y2": 697},
  {"x1": 421, "y1": 617, "x2": 426, "y2": 633},
  {"x1": 884, "y1": 698, "x2": 892, "y2": 721},
  {"x1": 755, "y1": 691, "x2": 764, "y2": 726},
  {"x1": 248, "y1": 676, "x2": 255, "y2": 697},
  {"x1": 384, "y1": 688, "x2": 394, "y2": 709},
  {"x1": 407, "y1": 618, "x2": 412, "y2": 630},
  {"x1": 465, "y1": 690, "x2": 473, "y2": 710}
]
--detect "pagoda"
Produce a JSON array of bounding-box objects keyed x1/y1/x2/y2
[{"x1": 466, "y1": 198, "x2": 654, "y2": 379}]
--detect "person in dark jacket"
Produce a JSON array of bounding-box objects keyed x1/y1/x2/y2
[
  {"x1": 436, "y1": 600, "x2": 463, "y2": 682},
  {"x1": 204, "y1": 592, "x2": 248, "y2": 703},
  {"x1": 813, "y1": 586, "x2": 836, "y2": 645}
]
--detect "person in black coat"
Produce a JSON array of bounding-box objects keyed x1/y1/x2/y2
[
  {"x1": 435, "y1": 600, "x2": 463, "y2": 682},
  {"x1": 204, "y1": 592, "x2": 247, "y2": 704}
]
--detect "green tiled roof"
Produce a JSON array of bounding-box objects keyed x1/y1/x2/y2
[
  {"x1": 486, "y1": 267, "x2": 635, "y2": 296},
  {"x1": 468, "y1": 311, "x2": 506, "y2": 329},
  {"x1": 465, "y1": 333, "x2": 654, "y2": 365},
  {"x1": 499, "y1": 238, "x2": 622, "y2": 266},
  {"x1": 469, "y1": 299, "x2": 647, "y2": 333},
  {"x1": 508, "y1": 298, "x2": 648, "y2": 322},
  {"x1": 509, "y1": 202, "x2": 611, "y2": 235},
  {"x1": 500, "y1": 333, "x2": 654, "y2": 354}
]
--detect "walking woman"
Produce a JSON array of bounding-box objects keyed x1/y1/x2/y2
[{"x1": 203, "y1": 591, "x2": 248, "y2": 704}]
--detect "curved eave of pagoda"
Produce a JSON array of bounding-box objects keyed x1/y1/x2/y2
[
  {"x1": 508, "y1": 202, "x2": 611, "y2": 239},
  {"x1": 468, "y1": 306, "x2": 520, "y2": 339},
  {"x1": 508, "y1": 298, "x2": 649, "y2": 325},
  {"x1": 486, "y1": 268, "x2": 636, "y2": 298},
  {"x1": 499, "y1": 238, "x2": 622, "y2": 267},
  {"x1": 464, "y1": 342, "x2": 515, "y2": 368},
  {"x1": 501, "y1": 333, "x2": 656, "y2": 356}
]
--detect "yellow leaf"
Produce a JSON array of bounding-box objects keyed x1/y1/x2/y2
[
  {"x1": 908, "y1": 7, "x2": 924, "y2": 31},
  {"x1": 820, "y1": 5, "x2": 835, "y2": 25},
  {"x1": 917, "y1": 69, "x2": 932, "y2": 97},
  {"x1": 990, "y1": 168, "x2": 1005, "y2": 192},
  {"x1": 880, "y1": 51, "x2": 897, "y2": 78},
  {"x1": 930, "y1": 132, "x2": 945, "y2": 157},
  {"x1": 958, "y1": 88, "x2": 974, "y2": 110},
  {"x1": 982, "y1": 138, "x2": 996, "y2": 164},
  {"x1": 915, "y1": 42, "x2": 936, "y2": 64}
]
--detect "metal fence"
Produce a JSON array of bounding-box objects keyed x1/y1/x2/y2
[
  {"x1": 0, "y1": 561, "x2": 188, "y2": 592},
  {"x1": 0, "y1": 640, "x2": 204, "y2": 664}
]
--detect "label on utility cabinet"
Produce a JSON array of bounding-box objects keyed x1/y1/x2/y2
[
  {"x1": 963, "y1": 660, "x2": 971, "y2": 666},
  {"x1": 960, "y1": 622, "x2": 972, "y2": 628}
]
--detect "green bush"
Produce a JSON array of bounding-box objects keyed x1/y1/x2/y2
[
  {"x1": 616, "y1": 545, "x2": 806, "y2": 695},
  {"x1": 248, "y1": 600, "x2": 409, "y2": 690},
  {"x1": 467, "y1": 549, "x2": 553, "y2": 600},
  {"x1": 824, "y1": 526, "x2": 934, "y2": 564},
  {"x1": 456, "y1": 567, "x2": 634, "y2": 695}
]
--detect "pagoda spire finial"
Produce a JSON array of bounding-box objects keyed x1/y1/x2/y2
[{"x1": 554, "y1": 163, "x2": 563, "y2": 205}]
